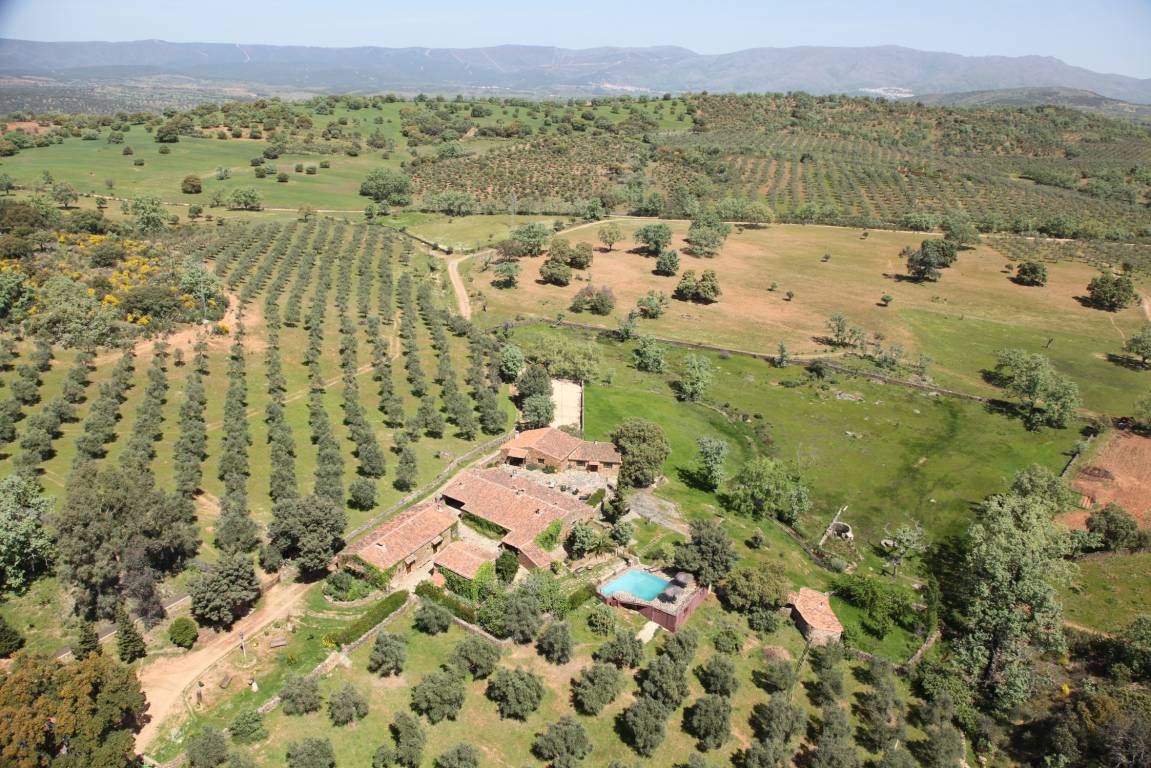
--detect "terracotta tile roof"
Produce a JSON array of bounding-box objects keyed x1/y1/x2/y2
[
  {"x1": 504, "y1": 427, "x2": 584, "y2": 462},
  {"x1": 434, "y1": 541, "x2": 494, "y2": 580},
  {"x1": 345, "y1": 501, "x2": 457, "y2": 572},
  {"x1": 442, "y1": 468, "x2": 590, "y2": 564},
  {"x1": 569, "y1": 441, "x2": 621, "y2": 464},
  {"x1": 787, "y1": 587, "x2": 844, "y2": 634},
  {"x1": 515, "y1": 541, "x2": 552, "y2": 569}
]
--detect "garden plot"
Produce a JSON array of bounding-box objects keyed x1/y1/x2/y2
[{"x1": 1070, "y1": 430, "x2": 1151, "y2": 527}]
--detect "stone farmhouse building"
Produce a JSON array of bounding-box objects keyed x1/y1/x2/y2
[
  {"x1": 500, "y1": 426, "x2": 622, "y2": 475},
  {"x1": 787, "y1": 587, "x2": 844, "y2": 645}
]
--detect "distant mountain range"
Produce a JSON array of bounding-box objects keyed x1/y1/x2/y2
[{"x1": 1, "y1": 38, "x2": 1150, "y2": 104}]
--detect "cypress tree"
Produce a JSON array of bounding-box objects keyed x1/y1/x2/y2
[
  {"x1": 74, "y1": 620, "x2": 102, "y2": 659},
  {"x1": 115, "y1": 606, "x2": 146, "y2": 663}
]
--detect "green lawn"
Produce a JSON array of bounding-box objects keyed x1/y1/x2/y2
[
  {"x1": 404, "y1": 213, "x2": 557, "y2": 252},
  {"x1": 1062, "y1": 552, "x2": 1151, "y2": 633}
]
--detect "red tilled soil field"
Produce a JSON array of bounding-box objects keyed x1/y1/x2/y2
[
  {"x1": 1064, "y1": 431, "x2": 1151, "y2": 529},
  {"x1": 2, "y1": 120, "x2": 50, "y2": 135}
]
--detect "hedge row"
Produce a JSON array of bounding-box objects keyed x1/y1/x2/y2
[
  {"x1": 415, "y1": 582, "x2": 477, "y2": 623},
  {"x1": 324, "y1": 590, "x2": 409, "y2": 647},
  {"x1": 566, "y1": 583, "x2": 597, "y2": 612}
]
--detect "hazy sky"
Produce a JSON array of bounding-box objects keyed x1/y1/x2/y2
[{"x1": 2, "y1": 0, "x2": 1149, "y2": 78}]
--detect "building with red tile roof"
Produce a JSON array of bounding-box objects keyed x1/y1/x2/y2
[
  {"x1": 500, "y1": 427, "x2": 621, "y2": 474},
  {"x1": 787, "y1": 587, "x2": 844, "y2": 645},
  {"x1": 433, "y1": 540, "x2": 493, "y2": 580},
  {"x1": 340, "y1": 500, "x2": 459, "y2": 582},
  {"x1": 441, "y1": 468, "x2": 595, "y2": 569}
]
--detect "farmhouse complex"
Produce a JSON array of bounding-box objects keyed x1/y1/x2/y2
[{"x1": 342, "y1": 466, "x2": 598, "y2": 585}]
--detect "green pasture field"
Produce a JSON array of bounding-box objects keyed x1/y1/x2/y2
[
  {"x1": 0, "y1": 135, "x2": 392, "y2": 210},
  {"x1": 1062, "y1": 552, "x2": 1151, "y2": 632},
  {"x1": 469, "y1": 220, "x2": 1148, "y2": 415},
  {"x1": 402, "y1": 212, "x2": 557, "y2": 252},
  {"x1": 513, "y1": 325, "x2": 1074, "y2": 564}
]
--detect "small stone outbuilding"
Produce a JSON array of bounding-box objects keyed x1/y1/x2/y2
[{"x1": 787, "y1": 587, "x2": 844, "y2": 645}]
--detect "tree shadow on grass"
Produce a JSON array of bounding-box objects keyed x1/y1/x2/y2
[
  {"x1": 675, "y1": 465, "x2": 715, "y2": 493},
  {"x1": 1105, "y1": 353, "x2": 1148, "y2": 372}
]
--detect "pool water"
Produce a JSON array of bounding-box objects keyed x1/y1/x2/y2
[{"x1": 601, "y1": 570, "x2": 671, "y2": 601}]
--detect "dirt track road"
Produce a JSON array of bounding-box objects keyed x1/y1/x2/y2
[
  {"x1": 447, "y1": 251, "x2": 477, "y2": 319},
  {"x1": 135, "y1": 579, "x2": 311, "y2": 752}
]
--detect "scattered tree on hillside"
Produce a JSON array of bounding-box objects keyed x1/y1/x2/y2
[
  {"x1": 533, "y1": 716, "x2": 592, "y2": 768},
  {"x1": 536, "y1": 622, "x2": 573, "y2": 664},
  {"x1": 266, "y1": 495, "x2": 346, "y2": 576},
  {"x1": 903, "y1": 239, "x2": 959, "y2": 281},
  {"x1": 635, "y1": 222, "x2": 673, "y2": 255},
  {"x1": 953, "y1": 483, "x2": 1071, "y2": 714},
  {"x1": 633, "y1": 335, "x2": 666, "y2": 373},
  {"x1": 695, "y1": 436, "x2": 729, "y2": 491},
  {"x1": 620, "y1": 696, "x2": 667, "y2": 756},
  {"x1": 1123, "y1": 324, "x2": 1151, "y2": 366},
  {"x1": 686, "y1": 694, "x2": 733, "y2": 751},
  {"x1": 286, "y1": 737, "x2": 336, "y2": 768},
  {"x1": 610, "y1": 417, "x2": 671, "y2": 488},
  {"x1": 1086, "y1": 271, "x2": 1137, "y2": 311},
  {"x1": 598, "y1": 222, "x2": 622, "y2": 251},
  {"x1": 359, "y1": 168, "x2": 413, "y2": 205},
  {"x1": 655, "y1": 249, "x2": 680, "y2": 276},
  {"x1": 992, "y1": 348, "x2": 1080, "y2": 429},
  {"x1": 1015, "y1": 261, "x2": 1048, "y2": 286},
  {"x1": 511, "y1": 222, "x2": 551, "y2": 256},
  {"x1": 1087, "y1": 502, "x2": 1141, "y2": 551},
  {"x1": 724, "y1": 456, "x2": 813, "y2": 524},
  {"x1": 188, "y1": 553, "x2": 260, "y2": 628},
  {"x1": 369, "y1": 632, "x2": 407, "y2": 676},
  {"x1": 676, "y1": 354, "x2": 714, "y2": 402},
  {"x1": 674, "y1": 520, "x2": 737, "y2": 586},
  {"x1": 486, "y1": 668, "x2": 544, "y2": 720},
  {"x1": 281, "y1": 674, "x2": 323, "y2": 715},
  {"x1": 450, "y1": 635, "x2": 501, "y2": 679},
  {"x1": 571, "y1": 661, "x2": 624, "y2": 714},
  {"x1": 434, "y1": 744, "x2": 482, "y2": 768},
  {"x1": 0, "y1": 474, "x2": 53, "y2": 594},
  {"x1": 114, "y1": 605, "x2": 146, "y2": 663}
]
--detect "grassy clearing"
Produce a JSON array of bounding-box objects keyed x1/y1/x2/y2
[
  {"x1": 148, "y1": 604, "x2": 353, "y2": 763},
  {"x1": 471, "y1": 221, "x2": 1147, "y2": 414},
  {"x1": 1062, "y1": 552, "x2": 1151, "y2": 632},
  {"x1": 404, "y1": 213, "x2": 557, "y2": 252},
  {"x1": 514, "y1": 325, "x2": 1073, "y2": 566}
]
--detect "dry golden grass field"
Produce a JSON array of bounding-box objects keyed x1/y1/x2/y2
[{"x1": 465, "y1": 221, "x2": 1149, "y2": 413}]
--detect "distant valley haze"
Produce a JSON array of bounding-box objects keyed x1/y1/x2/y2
[{"x1": 1, "y1": 38, "x2": 1151, "y2": 103}]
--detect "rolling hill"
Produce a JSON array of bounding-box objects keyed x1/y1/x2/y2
[
  {"x1": 917, "y1": 86, "x2": 1151, "y2": 123},
  {"x1": 1, "y1": 39, "x2": 1150, "y2": 103}
]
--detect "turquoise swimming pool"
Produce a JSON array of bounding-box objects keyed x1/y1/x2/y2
[{"x1": 601, "y1": 569, "x2": 671, "y2": 601}]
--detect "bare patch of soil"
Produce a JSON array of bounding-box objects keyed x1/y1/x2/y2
[{"x1": 1069, "y1": 430, "x2": 1151, "y2": 527}]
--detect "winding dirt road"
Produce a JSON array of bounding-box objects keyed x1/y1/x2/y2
[{"x1": 135, "y1": 579, "x2": 311, "y2": 752}]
